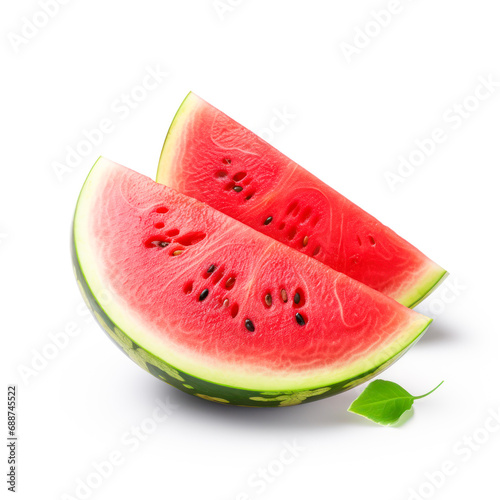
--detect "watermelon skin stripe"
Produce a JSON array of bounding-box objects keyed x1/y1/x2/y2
[
  {"x1": 157, "y1": 93, "x2": 447, "y2": 308},
  {"x1": 72, "y1": 158, "x2": 432, "y2": 407}
]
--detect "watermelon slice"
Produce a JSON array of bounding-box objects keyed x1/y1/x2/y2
[
  {"x1": 72, "y1": 157, "x2": 432, "y2": 406},
  {"x1": 157, "y1": 93, "x2": 447, "y2": 308}
]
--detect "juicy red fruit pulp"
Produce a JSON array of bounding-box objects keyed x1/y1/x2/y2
[
  {"x1": 76, "y1": 159, "x2": 430, "y2": 381},
  {"x1": 158, "y1": 94, "x2": 446, "y2": 307}
]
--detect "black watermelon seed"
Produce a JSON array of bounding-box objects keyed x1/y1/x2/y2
[
  {"x1": 245, "y1": 319, "x2": 255, "y2": 332},
  {"x1": 233, "y1": 186, "x2": 243, "y2": 192},
  {"x1": 199, "y1": 289, "x2": 209, "y2": 301},
  {"x1": 264, "y1": 216, "x2": 273, "y2": 225},
  {"x1": 264, "y1": 293, "x2": 272, "y2": 307},
  {"x1": 207, "y1": 264, "x2": 216, "y2": 273},
  {"x1": 294, "y1": 292, "x2": 300, "y2": 304},
  {"x1": 295, "y1": 313, "x2": 306, "y2": 326},
  {"x1": 225, "y1": 277, "x2": 236, "y2": 289}
]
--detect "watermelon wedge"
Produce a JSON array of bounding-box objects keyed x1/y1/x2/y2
[
  {"x1": 72, "y1": 157, "x2": 432, "y2": 406},
  {"x1": 157, "y1": 93, "x2": 447, "y2": 308}
]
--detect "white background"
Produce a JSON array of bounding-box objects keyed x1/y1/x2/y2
[{"x1": 2, "y1": 1, "x2": 500, "y2": 499}]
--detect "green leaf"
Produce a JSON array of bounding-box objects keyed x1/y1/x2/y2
[{"x1": 348, "y1": 380, "x2": 444, "y2": 426}]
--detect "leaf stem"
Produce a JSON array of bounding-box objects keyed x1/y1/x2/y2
[{"x1": 413, "y1": 380, "x2": 444, "y2": 400}]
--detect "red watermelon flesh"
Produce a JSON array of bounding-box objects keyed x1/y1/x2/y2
[
  {"x1": 157, "y1": 93, "x2": 447, "y2": 308},
  {"x1": 73, "y1": 157, "x2": 431, "y2": 401}
]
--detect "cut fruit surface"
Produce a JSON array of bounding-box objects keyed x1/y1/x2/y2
[
  {"x1": 73, "y1": 157, "x2": 432, "y2": 406},
  {"x1": 157, "y1": 93, "x2": 447, "y2": 308}
]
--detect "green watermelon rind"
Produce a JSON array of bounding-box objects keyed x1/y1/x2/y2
[
  {"x1": 72, "y1": 158, "x2": 432, "y2": 407},
  {"x1": 73, "y1": 237, "x2": 431, "y2": 406},
  {"x1": 402, "y1": 269, "x2": 449, "y2": 309},
  {"x1": 157, "y1": 91, "x2": 194, "y2": 186},
  {"x1": 157, "y1": 92, "x2": 447, "y2": 310}
]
